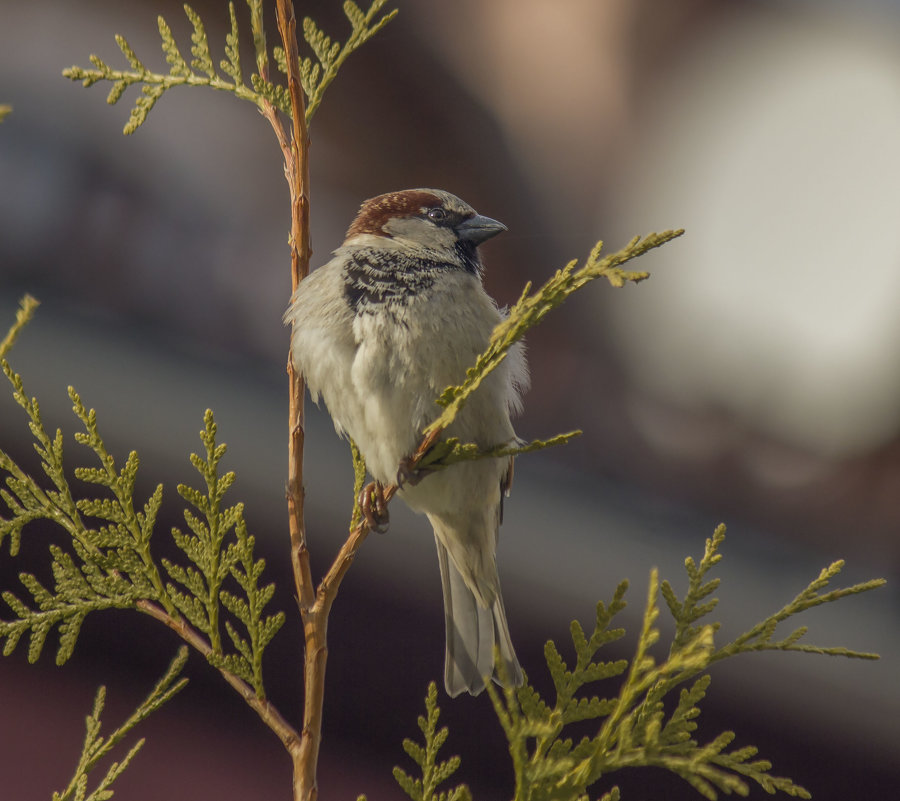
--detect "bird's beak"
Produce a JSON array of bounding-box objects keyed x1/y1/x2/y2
[{"x1": 456, "y1": 214, "x2": 507, "y2": 245}]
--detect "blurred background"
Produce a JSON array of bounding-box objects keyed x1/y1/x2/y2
[{"x1": 1, "y1": 0, "x2": 899, "y2": 798}]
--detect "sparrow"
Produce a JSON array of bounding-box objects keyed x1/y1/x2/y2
[{"x1": 285, "y1": 188, "x2": 528, "y2": 696}]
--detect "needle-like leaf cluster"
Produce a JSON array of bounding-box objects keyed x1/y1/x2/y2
[
  {"x1": 425, "y1": 231, "x2": 683, "y2": 439},
  {"x1": 417, "y1": 431, "x2": 583, "y2": 473},
  {"x1": 274, "y1": 0, "x2": 398, "y2": 120},
  {"x1": 0, "y1": 294, "x2": 38, "y2": 361},
  {"x1": 396, "y1": 526, "x2": 884, "y2": 801},
  {"x1": 393, "y1": 681, "x2": 472, "y2": 801},
  {"x1": 0, "y1": 304, "x2": 283, "y2": 691},
  {"x1": 52, "y1": 648, "x2": 189, "y2": 801},
  {"x1": 0, "y1": 367, "x2": 163, "y2": 664},
  {"x1": 3, "y1": 0, "x2": 889, "y2": 793},
  {"x1": 163, "y1": 411, "x2": 285, "y2": 697},
  {"x1": 409, "y1": 232, "x2": 683, "y2": 481},
  {"x1": 62, "y1": 0, "x2": 396, "y2": 134}
]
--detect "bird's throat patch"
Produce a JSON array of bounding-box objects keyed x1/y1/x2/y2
[{"x1": 342, "y1": 247, "x2": 461, "y2": 313}]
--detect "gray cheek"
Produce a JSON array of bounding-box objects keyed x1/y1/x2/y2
[{"x1": 382, "y1": 216, "x2": 457, "y2": 250}]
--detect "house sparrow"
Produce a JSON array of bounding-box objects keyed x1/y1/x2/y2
[{"x1": 285, "y1": 188, "x2": 528, "y2": 696}]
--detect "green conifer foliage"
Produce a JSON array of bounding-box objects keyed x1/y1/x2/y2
[{"x1": 0, "y1": 1, "x2": 886, "y2": 798}]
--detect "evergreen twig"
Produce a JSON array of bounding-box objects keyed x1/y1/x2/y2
[
  {"x1": 349, "y1": 439, "x2": 367, "y2": 531},
  {"x1": 0, "y1": 295, "x2": 38, "y2": 359},
  {"x1": 63, "y1": 3, "x2": 265, "y2": 134},
  {"x1": 426, "y1": 230, "x2": 683, "y2": 437},
  {"x1": 6, "y1": 3, "x2": 881, "y2": 801},
  {"x1": 163, "y1": 411, "x2": 241, "y2": 653},
  {"x1": 467, "y1": 526, "x2": 884, "y2": 801},
  {"x1": 161, "y1": 411, "x2": 285, "y2": 697},
  {"x1": 52, "y1": 647, "x2": 189, "y2": 801},
  {"x1": 393, "y1": 682, "x2": 472, "y2": 801},
  {"x1": 290, "y1": 0, "x2": 398, "y2": 121},
  {"x1": 62, "y1": 1, "x2": 397, "y2": 133},
  {"x1": 353, "y1": 229, "x2": 683, "y2": 534}
]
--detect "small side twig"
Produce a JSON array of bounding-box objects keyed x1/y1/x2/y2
[
  {"x1": 136, "y1": 600, "x2": 301, "y2": 751},
  {"x1": 0, "y1": 295, "x2": 40, "y2": 359}
]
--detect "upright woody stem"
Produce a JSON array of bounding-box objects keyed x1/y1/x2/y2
[
  {"x1": 275, "y1": 1, "x2": 313, "y2": 611},
  {"x1": 271, "y1": 3, "x2": 319, "y2": 800},
  {"x1": 266, "y1": 4, "x2": 408, "y2": 798}
]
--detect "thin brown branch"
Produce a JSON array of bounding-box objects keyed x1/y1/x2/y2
[
  {"x1": 276, "y1": 1, "x2": 312, "y2": 292},
  {"x1": 275, "y1": 0, "x2": 314, "y2": 616},
  {"x1": 226, "y1": 19, "x2": 315, "y2": 791},
  {"x1": 136, "y1": 600, "x2": 301, "y2": 751},
  {"x1": 265, "y1": 5, "x2": 423, "y2": 799},
  {"x1": 272, "y1": 2, "x2": 317, "y2": 801},
  {"x1": 315, "y1": 426, "x2": 442, "y2": 607},
  {"x1": 316, "y1": 518, "x2": 372, "y2": 615}
]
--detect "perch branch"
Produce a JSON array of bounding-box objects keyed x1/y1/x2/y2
[{"x1": 271, "y1": 3, "x2": 317, "y2": 801}]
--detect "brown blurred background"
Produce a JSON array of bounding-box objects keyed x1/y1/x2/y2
[{"x1": 1, "y1": 1, "x2": 898, "y2": 798}]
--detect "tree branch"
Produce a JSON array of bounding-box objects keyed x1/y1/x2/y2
[
  {"x1": 136, "y1": 600, "x2": 301, "y2": 751},
  {"x1": 272, "y1": 3, "x2": 317, "y2": 800}
]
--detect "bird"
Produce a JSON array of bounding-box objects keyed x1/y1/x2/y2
[{"x1": 285, "y1": 188, "x2": 528, "y2": 696}]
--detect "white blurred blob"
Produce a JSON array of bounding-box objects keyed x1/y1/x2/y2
[{"x1": 608, "y1": 7, "x2": 900, "y2": 461}]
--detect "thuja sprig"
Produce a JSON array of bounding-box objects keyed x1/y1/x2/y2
[
  {"x1": 476, "y1": 526, "x2": 884, "y2": 801},
  {"x1": 424, "y1": 230, "x2": 683, "y2": 439},
  {"x1": 398, "y1": 231, "x2": 680, "y2": 481},
  {"x1": 159, "y1": 410, "x2": 284, "y2": 696},
  {"x1": 0, "y1": 294, "x2": 38, "y2": 362},
  {"x1": 349, "y1": 439, "x2": 367, "y2": 531},
  {"x1": 0, "y1": 366, "x2": 165, "y2": 663},
  {"x1": 665, "y1": 524, "x2": 885, "y2": 666},
  {"x1": 163, "y1": 410, "x2": 242, "y2": 654},
  {"x1": 393, "y1": 681, "x2": 472, "y2": 801},
  {"x1": 272, "y1": 0, "x2": 398, "y2": 121},
  {"x1": 662, "y1": 527, "x2": 726, "y2": 656},
  {"x1": 0, "y1": 341, "x2": 283, "y2": 686},
  {"x1": 62, "y1": 0, "x2": 396, "y2": 134},
  {"x1": 417, "y1": 431, "x2": 582, "y2": 473},
  {"x1": 63, "y1": 3, "x2": 265, "y2": 135},
  {"x1": 70, "y1": 387, "x2": 168, "y2": 602},
  {"x1": 216, "y1": 512, "x2": 284, "y2": 697},
  {"x1": 53, "y1": 647, "x2": 189, "y2": 801}
]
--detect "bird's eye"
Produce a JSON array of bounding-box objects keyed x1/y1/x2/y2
[{"x1": 426, "y1": 207, "x2": 447, "y2": 223}]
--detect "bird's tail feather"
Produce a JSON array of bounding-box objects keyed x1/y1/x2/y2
[{"x1": 436, "y1": 539, "x2": 522, "y2": 697}]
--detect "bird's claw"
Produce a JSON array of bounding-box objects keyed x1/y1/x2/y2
[{"x1": 359, "y1": 481, "x2": 390, "y2": 533}]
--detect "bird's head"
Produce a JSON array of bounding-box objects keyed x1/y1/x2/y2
[{"x1": 345, "y1": 188, "x2": 506, "y2": 271}]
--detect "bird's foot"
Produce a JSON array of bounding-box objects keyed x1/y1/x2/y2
[{"x1": 359, "y1": 481, "x2": 390, "y2": 533}]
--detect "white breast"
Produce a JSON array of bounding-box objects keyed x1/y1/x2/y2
[{"x1": 288, "y1": 248, "x2": 528, "y2": 513}]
